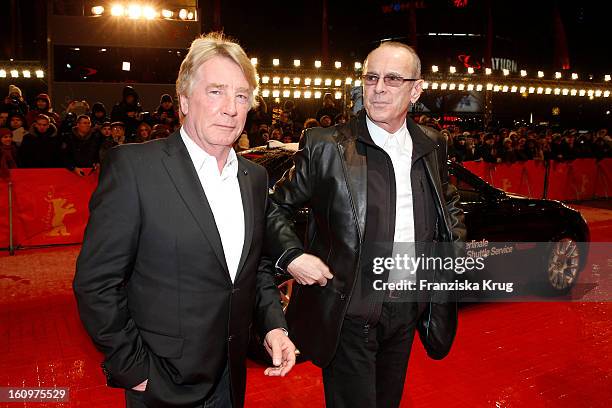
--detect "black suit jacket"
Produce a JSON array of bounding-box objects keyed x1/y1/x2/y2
[
  {"x1": 266, "y1": 111, "x2": 466, "y2": 367},
  {"x1": 74, "y1": 131, "x2": 286, "y2": 408}
]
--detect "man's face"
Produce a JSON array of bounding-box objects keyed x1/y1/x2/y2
[
  {"x1": 76, "y1": 118, "x2": 91, "y2": 135},
  {"x1": 10, "y1": 116, "x2": 23, "y2": 129},
  {"x1": 125, "y1": 95, "x2": 135, "y2": 104},
  {"x1": 280, "y1": 112, "x2": 290, "y2": 123},
  {"x1": 34, "y1": 119, "x2": 50, "y2": 134},
  {"x1": 111, "y1": 126, "x2": 125, "y2": 142},
  {"x1": 363, "y1": 46, "x2": 423, "y2": 132},
  {"x1": 101, "y1": 126, "x2": 111, "y2": 137},
  {"x1": 162, "y1": 101, "x2": 173, "y2": 110},
  {"x1": 179, "y1": 56, "x2": 252, "y2": 152},
  {"x1": 0, "y1": 113, "x2": 7, "y2": 126}
]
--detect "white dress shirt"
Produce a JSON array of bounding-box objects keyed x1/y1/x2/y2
[
  {"x1": 367, "y1": 117, "x2": 417, "y2": 279},
  {"x1": 366, "y1": 117, "x2": 415, "y2": 244},
  {"x1": 180, "y1": 127, "x2": 245, "y2": 282}
]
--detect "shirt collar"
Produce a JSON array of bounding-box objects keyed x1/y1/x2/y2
[
  {"x1": 180, "y1": 126, "x2": 238, "y2": 179},
  {"x1": 366, "y1": 116, "x2": 409, "y2": 151}
]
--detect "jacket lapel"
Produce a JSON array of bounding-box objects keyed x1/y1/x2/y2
[
  {"x1": 161, "y1": 132, "x2": 230, "y2": 278},
  {"x1": 337, "y1": 112, "x2": 368, "y2": 239},
  {"x1": 234, "y1": 157, "x2": 254, "y2": 282}
]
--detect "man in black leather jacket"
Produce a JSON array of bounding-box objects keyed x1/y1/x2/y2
[{"x1": 266, "y1": 41, "x2": 466, "y2": 407}]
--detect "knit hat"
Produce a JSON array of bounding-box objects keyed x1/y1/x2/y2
[
  {"x1": 160, "y1": 94, "x2": 173, "y2": 104},
  {"x1": 35, "y1": 93, "x2": 51, "y2": 104},
  {"x1": 0, "y1": 128, "x2": 11, "y2": 137},
  {"x1": 8, "y1": 84, "x2": 22, "y2": 98}
]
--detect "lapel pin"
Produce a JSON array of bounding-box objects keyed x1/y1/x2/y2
[{"x1": 243, "y1": 170, "x2": 248, "y2": 175}]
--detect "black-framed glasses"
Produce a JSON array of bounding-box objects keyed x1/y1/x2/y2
[{"x1": 361, "y1": 73, "x2": 419, "y2": 87}]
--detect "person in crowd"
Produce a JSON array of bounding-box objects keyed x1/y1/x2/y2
[
  {"x1": 111, "y1": 85, "x2": 143, "y2": 142},
  {"x1": 281, "y1": 130, "x2": 294, "y2": 144},
  {"x1": 98, "y1": 122, "x2": 124, "y2": 164},
  {"x1": 3, "y1": 85, "x2": 28, "y2": 116},
  {"x1": 501, "y1": 138, "x2": 518, "y2": 162},
  {"x1": 561, "y1": 131, "x2": 578, "y2": 160},
  {"x1": 551, "y1": 133, "x2": 565, "y2": 160},
  {"x1": 316, "y1": 93, "x2": 340, "y2": 122},
  {"x1": 452, "y1": 134, "x2": 467, "y2": 162},
  {"x1": 575, "y1": 132, "x2": 594, "y2": 158},
  {"x1": 303, "y1": 118, "x2": 319, "y2": 129},
  {"x1": 97, "y1": 122, "x2": 112, "y2": 140},
  {"x1": 278, "y1": 110, "x2": 294, "y2": 136},
  {"x1": 593, "y1": 136, "x2": 611, "y2": 160},
  {"x1": 319, "y1": 114, "x2": 333, "y2": 128},
  {"x1": 8, "y1": 112, "x2": 27, "y2": 147},
  {"x1": 0, "y1": 110, "x2": 8, "y2": 128},
  {"x1": 266, "y1": 41, "x2": 465, "y2": 408},
  {"x1": 152, "y1": 94, "x2": 179, "y2": 130},
  {"x1": 18, "y1": 114, "x2": 61, "y2": 168},
  {"x1": 250, "y1": 128, "x2": 269, "y2": 147},
  {"x1": 270, "y1": 126, "x2": 283, "y2": 141},
  {"x1": 26, "y1": 93, "x2": 60, "y2": 127},
  {"x1": 0, "y1": 128, "x2": 18, "y2": 175},
  {"x1": 90, "y1": 102, "x2": 109, "y2": 129},
  {"x1": 478, "y1": 133, "x2": 500, "y2": 163},
  {"x1": 334, "y1": 113, "x2": 349, "y2": 125},
  {"x1": 73, "y1": 32, "x2": 295, "y2": 408},
  {"x1": 235, "y1": 131, "x2": 250, "y2": 151},
  {"x1": 463, "y1": 136, "x2": 480, "y2": 161},
  {"x1": 149, "y1": 124, "x2": 170, "y2": 140},
  {"x1": 135, "y1": 122, "x2": 152, "y2": 143},
  {"x1": 515, "y1": 137, "x2": 531, "y2": 161},
  {"x1": 61, "y1": 114, "x2": 102, "y2": 175},
  {"x1": 246, "y1": 95, "x2": 272, "y2": 138}
]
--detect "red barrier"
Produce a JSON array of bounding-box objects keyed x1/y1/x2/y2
[
  {"x1": 594, "y1": 158, "x2": 612, "y2": 199},
  {"x1": 546, "y1": 159, "x2": 599, "y2": 201},
  {"x1": 462, "y1": 161, "x2": 493, "y2": 184},
  {"x1": 0, "y1": 178, "x2": 9, "y2": 248},
  {"x1": 9, "y1": 169, "x2": 98, "y2": 247},
  {"x1": 463, "y1": 160, "x2": 546, "y2": 198}
]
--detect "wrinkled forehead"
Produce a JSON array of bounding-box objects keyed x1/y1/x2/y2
[{"x1": 364, "y1": 46, "x2": 416, "y2": 76}]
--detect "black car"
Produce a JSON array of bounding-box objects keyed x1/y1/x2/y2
[{"x1": 241, "y1": 143, "x2": 590, "y2": 295}]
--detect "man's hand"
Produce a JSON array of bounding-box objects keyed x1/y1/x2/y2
[
  {"x1": 263, "y1": 328, "x2": 296, "y2": 377},
  {"x1": 73, "y1": 167, "x2": 85, "y2": 176},
  {"x1": 132, "y1": 379, "x2": 148, "y2": 392},
  {"x1": 287, "y1": 254, "x2": 333, "y2": 286}
]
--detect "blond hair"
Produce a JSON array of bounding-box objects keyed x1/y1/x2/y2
[
  {"x1": 176, "y1": 32, "x2": 259, "y2": 108},
  {"x1": 364, "y1": 41, "x2": 421, "y2": 79}
]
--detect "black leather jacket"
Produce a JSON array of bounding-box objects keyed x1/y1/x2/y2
[{"x1": 266, "y1": 110, "x2": 466, "y2": 366}]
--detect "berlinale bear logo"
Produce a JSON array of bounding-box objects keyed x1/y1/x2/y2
[{"x1": 44, "y1": 191, "x2": 77, "y2": 237}]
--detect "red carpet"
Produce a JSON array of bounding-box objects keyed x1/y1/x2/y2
[{"x1": 1, "y1": 202, "x2": 611, "y2": 407}]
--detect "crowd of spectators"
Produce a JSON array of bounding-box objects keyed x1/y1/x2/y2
[
  {"x1": 1, "y1": 83, "x2": 611, "y2": 176},
  {"x1": 1, "y1": 84, "x2": 176, "y2": 176}
]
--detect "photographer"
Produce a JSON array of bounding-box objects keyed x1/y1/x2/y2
[
  {"x1": 110, "y1": 85, "x2": 143, "y2": 142},
  {"x1": 3, "y1": 85, "x2": 28, "y2": 117}
]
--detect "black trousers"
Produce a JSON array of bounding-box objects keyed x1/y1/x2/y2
[
  {"x1": 323, "y1": 301, "x2": 417, "y2": 408},
  {"x1": 125, "y1": 365, "x2": 232, "y2": 408}
]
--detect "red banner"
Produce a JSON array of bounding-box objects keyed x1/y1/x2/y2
[
  {"x1": 0, "y1": 178, "x2": 9, "y2": 248},
  {"x1": 9, "y1": 169, "x2": 98, "y2": 247},
  {"x1": 594, "y1": 159, "x2": 612, "y2": 199},
  {"x1": 546, "y1": 159, "x2": 598, "y2": 201}
]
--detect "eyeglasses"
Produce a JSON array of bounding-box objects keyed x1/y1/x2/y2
[{"x1": 361, "y1": 73, "x2": 419, "y2": 87}]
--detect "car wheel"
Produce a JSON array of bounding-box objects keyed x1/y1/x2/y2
[{"x1": 546, "y1": 237, "x2": 581, "y2": 293}]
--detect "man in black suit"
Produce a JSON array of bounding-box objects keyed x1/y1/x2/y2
[
  {"x1": 266, "y1": 42, "x2": 466, "y2": 407},
  {"x1": 74, "y1": 33, "x2": 296, "y2": 408}
]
